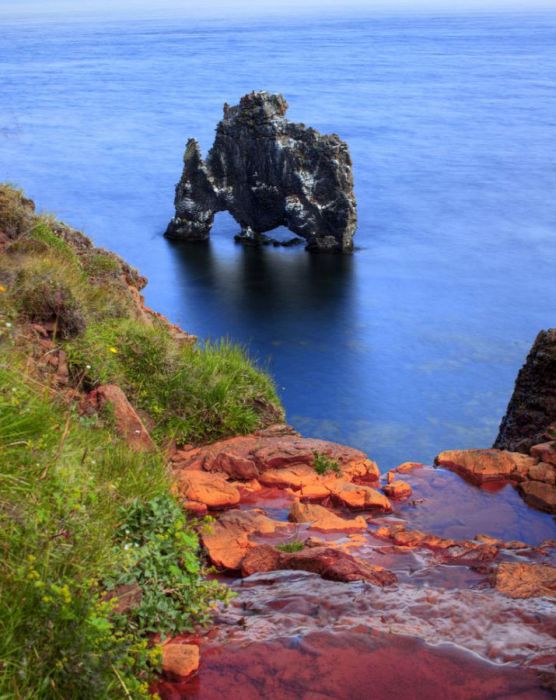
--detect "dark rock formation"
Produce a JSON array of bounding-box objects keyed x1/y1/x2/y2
[
  {"x1": 165, "y1": 91, "x2": 357, "y2": 252},
  {"x1": 494, "y1": 329, "x2": 556, "y2": 453}
]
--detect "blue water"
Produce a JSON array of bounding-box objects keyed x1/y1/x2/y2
[{"x1": 1, "y1": 11, "x2": 555, "y2": 468}]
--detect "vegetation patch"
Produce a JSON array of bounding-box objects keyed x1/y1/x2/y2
[
  {"x1": 66, "y1": 319, "x2": 282, "y2": 445},
  {"x1": 0, "y1": 357, "x2": 230, "y2": 698},
  {"x1": 0, "y1": 184, "x2": 283, "y2": 697},
  {"x1": 276, "y1": 540, "x2": 305, "y2": 553},
  {"x1": 312, "y1": 451, "x2": 341, "y2": 476}
]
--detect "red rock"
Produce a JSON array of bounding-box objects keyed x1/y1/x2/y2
[
  {"x1": 530, "y1": 442, "x2": 556, "y2": 467},
  {"x1": 383, "y1": 480, "x2": 412, "y2": 499},
  {"x1": 435, "y1": 448, "x2": 536, "y2": 483},
  {"x1": 170, "y1": 447, "x2": 205, "y2": 471},
  {"x1": 85, "y1": 384, "x2": 154, "y2": 451},
  {"x1": 182, "y1": 500, "x2": 208, "y2": 516},
  {"x1": 394, "y1": 461, "x2": 425, "y2": 474},
  {"x1": 518, "y1": 480, "x2": 556, "y2": 513},
  {"x1": 374, "y1": 525, "x2": 498, "y2": 561},
  {"x1": 494, "y1": 562, "x2": 556, "y2": 599},
  {"x1": 281, "y1": 547, "x2": 397, "y2": 586},
  {"x1": 162, "y1": 643, "x2": 200, "y2": 680},
  {"x1": 241, "y1": 544, "x2": 396, "y2": 586},
  {"x1": 202, "y1": 509, "x2": 285, "y2": 570},
  {"x1": 205, "y1": 450, "x2": 258, "y2": 480},
  {"x1": 173, "y1": 471, "x2": 240, "y2": 510},
  {"x1": 259, "y1": 464, "x2": 321, "y2": 489},
  {"x1": 289, "y1": 500, "x2": 367, "y2": 532},
  {"x1": 174, "y1": 433, "x2": 379, "y2": 483},
  {"x1": 528, "y1": 462, "x2": 556, "y2": 484},
  {"x1": 328, "y1": 480, "x2": 392, "y2": 511},
  {"x1": 241, "y1": 544, "x2": 282, "y2": 576}
]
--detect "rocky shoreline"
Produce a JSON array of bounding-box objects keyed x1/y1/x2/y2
[{"x1": 1, "y1": 185, "x2": 554, "y2": 697}]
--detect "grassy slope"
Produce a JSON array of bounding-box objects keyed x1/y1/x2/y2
[{"x1": 0, "y1": 184, "x2": 284, "y2": 698}]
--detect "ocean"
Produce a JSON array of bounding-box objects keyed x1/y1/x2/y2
[{"x1": 1, "y1": 9, "x2": 555, "y2": 467}]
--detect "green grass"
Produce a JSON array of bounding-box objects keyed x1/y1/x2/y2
[
  {"x1": 66, "y1": 319, "x2": 282, "y2": 445},
  {"x1": 0, "y1": 182, "x2": 283, "y2": 448},
  {"x1": 0, "y1": 183, "x2": 283, "y2": 697},
  {"x1": 0, "y1": 359, "x2": 229, "y2": 699},
  {"x1": 312, "y1": 451, "x2": 341, "y2": 476},
  {"x1": 276, "y1": 540, "x2": 305, "y2": 553}
]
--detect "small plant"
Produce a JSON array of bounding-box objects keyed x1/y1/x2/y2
[
  {"x1": 276, "y1": 540, "x2": 305, "y2": 553},
  {"x1": 13, "y1": 264, "x2": 86, "y2": 338},
  {"x1": 82, "y1": 250, "x2": 122, "y2": 279},
  {"x1": 312, "y1": 451, "x2": 341, "y2": 476},
  {"x1": 105, "y1": 495, "x2": 232, "y2": 637}
]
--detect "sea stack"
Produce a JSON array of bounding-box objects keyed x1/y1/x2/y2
[{"x1": 165, "y1": 91, "x2": 357, "y2": 252}]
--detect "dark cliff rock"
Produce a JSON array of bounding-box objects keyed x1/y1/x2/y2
[
  {"x1": 494, "y1": 329, "x2": 556, "y2": 453},
  {"x1": 165, "y1": 91, "x2": 357, "y2": 252}
]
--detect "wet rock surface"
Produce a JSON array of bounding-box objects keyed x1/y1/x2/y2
[
  {"x1": 163, "y1": 430, "x2": 556, "y2": 699},
  {"x1": 161, "y1": 643, "x2": 200, "y2": 680},
  {"x1": 435, "y1": 446, "x2": 556, "y2": 513},
  {"x1": 289, "y1": 500, "x2": 367, "y2": 532},
  {"x1": 494, "y1": 562, "x2": 556, "y2": 599},
  {"x1": 165, "y1": 91, "x2": 357, "y2": 252}
]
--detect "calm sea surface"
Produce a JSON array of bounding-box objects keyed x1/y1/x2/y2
[{"x1": 1, "y1": 11, "x2": 555, "y2": 468}]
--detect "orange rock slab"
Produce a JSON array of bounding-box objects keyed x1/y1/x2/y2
[
  {"x1": 173, "y1": 471, "x2": 240, "y2": 510},
  {"x1": 202, "y1": 509, "x2": 285, "y2": 570},
  {"x1": 494, "y1": 562, "x2": 556, "y2": 599},
  {"x1": 435, "y1": 449, "x2": 536, "y2": 483},
  {"x1": 172, "y1": 430, "x2": 379, "y2": 482},
  {"x1": 162, "y1": 643, "x2": 200, "y2": 680},
  {"x1": 383, "y1": 480, "x2": 412, "y2": 499},
  {"x1": 289, "y1": 500, "x2": 367, "y2": 532},
  {"x1": 328, "y1": 480, "x2": 392, "y2": 512}
]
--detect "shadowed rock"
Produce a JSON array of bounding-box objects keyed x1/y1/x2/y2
[
  {"x1": 165, "y1": 91, "x2": 357, "y2": 252},
  {"x1": 241, "y1": 543, "x2": 396, "y2": 585},
  {"x1": 494, "y1": 329, "x2": 556, "y2": 453}
]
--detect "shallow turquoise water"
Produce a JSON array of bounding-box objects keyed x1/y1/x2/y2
[{"x1": 1, "y1": 11, "x2": 555, "y2": 467}]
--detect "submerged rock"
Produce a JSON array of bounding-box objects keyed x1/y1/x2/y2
[
  {"x1": 494, "y1": 329, "x2": 556, "y2": 453},
  {"x1": 435, "y1": 447, "x2": 556, "y2": 513},
  {"x1": 165, "y1": 91, "x2": 357, "y2": 252},
  {"x1": 494, "y1": 562, "x2": 556, "y2": 599},
  {"x1": 518, "y1": 480, "x2": 556, "y2": 513}
]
